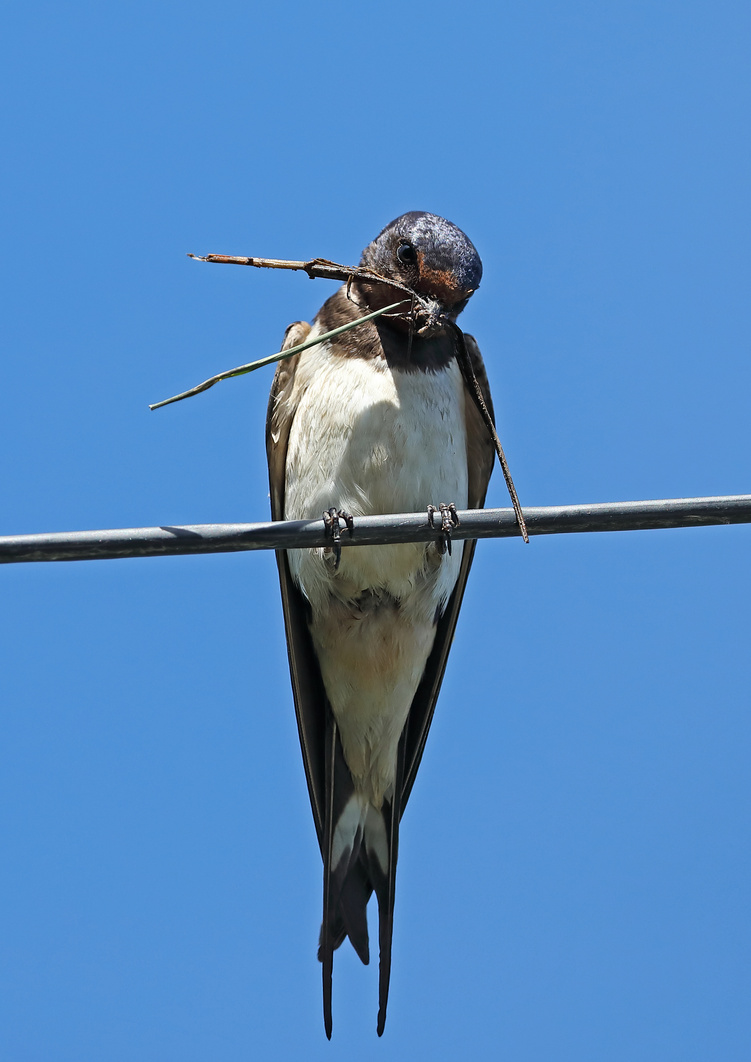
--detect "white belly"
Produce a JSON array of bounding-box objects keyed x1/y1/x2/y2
[
  {"x1": 284, "y1": 339, "x2": 469, "y2": 613},
  {"x1": 283, "y1": 338, "x2": 469, "y2": 804}
]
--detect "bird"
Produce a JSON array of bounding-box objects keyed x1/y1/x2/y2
[{"x1": 265, "y1": 211, "x2": 495, "y2": 1037}]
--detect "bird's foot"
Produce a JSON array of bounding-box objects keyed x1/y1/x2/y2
[
  {"x1": 427, "y1": 503, "x2": 459, "y2": 556},
  {"x1": 323, "y1": 508, "x2": 354, "y2": 570}
]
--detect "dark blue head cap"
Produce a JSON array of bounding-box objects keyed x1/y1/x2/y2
[{"x1": 360, "y1": 211, "x2": 482, "y2": 317}]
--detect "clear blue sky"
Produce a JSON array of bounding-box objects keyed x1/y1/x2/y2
[{"x1": 2, "y1": 3, "x2": 750, "y2": 1059}]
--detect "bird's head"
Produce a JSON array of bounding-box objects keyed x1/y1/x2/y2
[{"x1": 358, "y1": 211, "x2": 482, "y2": 336}]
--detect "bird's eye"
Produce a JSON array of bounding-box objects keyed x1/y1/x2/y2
[{"x1": 396, "y1": 241, "x2": 417, "y2": 265}]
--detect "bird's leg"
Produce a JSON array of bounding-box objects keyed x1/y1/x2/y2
[
  {"x1": 323, "y1": 508, "x2": 355, "y2": 570},
  {"x1": 426, "y1": 503, "x2": 459, "y2": 556}
]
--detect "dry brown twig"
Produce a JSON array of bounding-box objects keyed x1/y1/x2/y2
[{"x1": 151, "y1": 253, "x2": 528, "y2": 541}]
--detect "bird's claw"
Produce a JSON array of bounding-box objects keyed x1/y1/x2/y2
[
  {"x1": 427, "y1": 503, "x2": 459, "y2": 556},
  {"x1": 323, "y1": 508, "x2": 354, "y2": 570}
]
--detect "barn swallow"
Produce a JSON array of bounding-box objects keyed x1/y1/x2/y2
[{"x1": 266, "y1": 212, "x2": 494, "y2": 1037}]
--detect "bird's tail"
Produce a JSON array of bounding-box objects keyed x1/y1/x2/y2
[{"x1": 318, "y1": 716, "x2": 404, "y2": 1038}]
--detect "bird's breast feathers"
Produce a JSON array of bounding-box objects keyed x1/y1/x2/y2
[
  {"x1": 283, "y1": 333, "x2": 469, "y2": 616},
  {"x1": 280, "y1": 330, "x2": 470, "y2": 804}
]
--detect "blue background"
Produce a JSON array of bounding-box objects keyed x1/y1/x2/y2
[{"x1": 1, "y1": 3, "x2": 749, "y2": 1059}]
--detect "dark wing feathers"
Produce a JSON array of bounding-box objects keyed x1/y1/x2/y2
[
  {"x1": 266, "y1": 322, "x2": 329, "y2": 846},
  {"x1": 266, "y1": 321, "x2": 310, "y2": 519},
  {"x1": 463, "y1": 333, "x2": 496, "y2": 510}
]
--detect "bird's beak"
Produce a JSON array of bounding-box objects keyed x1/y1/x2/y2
[{"x1": 413, "y1": 296, "x2": 450, "y2": 336}]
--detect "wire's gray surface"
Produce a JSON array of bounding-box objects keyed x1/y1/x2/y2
[{"x1": 1, "y1": 496, "x2": 750, "y2": 564}]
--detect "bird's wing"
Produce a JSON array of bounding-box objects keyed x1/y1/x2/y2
[
  {"x1": 400, "y1": 331, "x2": 495, "y2": 806},
  {"x1": 266, "y1": 320, "x2": 328, "y2": 847}
]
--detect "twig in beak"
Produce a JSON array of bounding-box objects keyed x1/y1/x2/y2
[{"x1": 149, "y1": 299, "x2": 410, "y2": 410}]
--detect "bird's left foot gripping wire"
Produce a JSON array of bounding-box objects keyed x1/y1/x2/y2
[
  {"x1": 427, "y1": 503, "x2": 459, "y2": 556},
  {"x1": 323, "y1": 508, "x2": 354, "y2": 569}
]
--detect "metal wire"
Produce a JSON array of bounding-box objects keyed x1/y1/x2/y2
[{"x1": 1, "y1": 495, "x2": 749, "y2": 565}]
